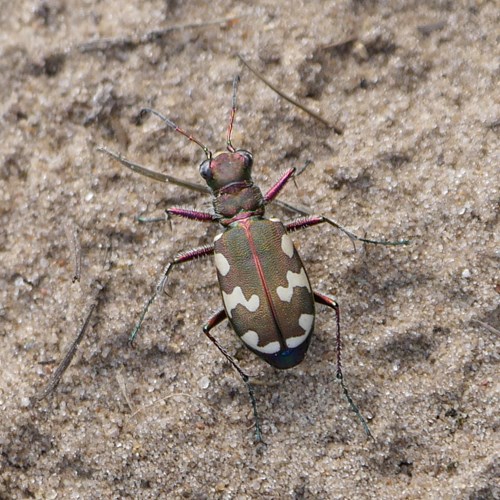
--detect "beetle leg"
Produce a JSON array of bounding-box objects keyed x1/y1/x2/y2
[
  {"x1": 314, "y1": 291, "x2": 374, "y2": 439},
  {"x1": 167, "y1": 207, "x2": 216, "y2": 222},
  {"x1": 313, "y1": 292, "x2": 342, "y2": 376},
  {"x1": 98, "y1": 146, "x2": 310, "y2": 217},
  {"x1": 285, "y1": 215, "x2": 410, "y2": 249},
  {"x1": 137, "y1": 207, "x2": 216, "y2": 228},
  {"x1": 203, "y1": 309, "x2": 264, "y2": 444},
  {"x1": 129, "y1": 245, "x2": 214, "y2": 344},
  {"x1": 264, "y1": 167, "x2": 296, "y2": 203},
  {"x1": 263, "y1": 160, "x2": 313, "y2": 206}
]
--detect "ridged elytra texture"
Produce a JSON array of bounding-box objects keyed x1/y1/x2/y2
[{"x1": 214, "y1": 217, "x2": 315, "y2": 368}]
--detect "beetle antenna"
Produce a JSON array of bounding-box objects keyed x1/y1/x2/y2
[
  {"x1": 140, "y1": 108, "x2": 212, "y2": 160},
  {"x1": 226, "y1": 75, "x2": 240, "y2": 153}
]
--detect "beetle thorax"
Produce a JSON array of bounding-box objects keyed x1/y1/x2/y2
[
  {"x1": 214, "y1": 184, "x2": 265, "y2": 224},
  {"x1": 199, "y1": 149, "x2": 264, "y2": 224}
]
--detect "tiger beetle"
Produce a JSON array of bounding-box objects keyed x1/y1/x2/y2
[{"x1": 99, "y1": 76, "x2": 408, "y2": 443}]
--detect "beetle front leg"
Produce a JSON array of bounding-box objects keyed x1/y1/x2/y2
[
  {"x1": 264, "y1": 168, "x2": 296, "y2": 203},
  {"x1": 203, "y1": 309, "x2": 264, "y2": 444},
  {"x1": 314, "y1": 291, "x2": 373, "y2": 439},
  {"x1": 129, "y1": 244, "x2": 214, "y2": 344},
  {"x1": 263, "y1": 161, "x2": 314, "y2": 204},
  {"x1": 286, "y1": 215, "x2": 410, "y2": 248}
]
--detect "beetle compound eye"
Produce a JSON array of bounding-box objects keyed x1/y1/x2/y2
[
  {"x1": 237, "y1": 150, "x2": 253, "y2": 168},
  {"x1": 199, "y1": 159, "x2": 213, "y2": 181}
]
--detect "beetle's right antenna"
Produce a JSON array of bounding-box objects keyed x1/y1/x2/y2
[
  {"x1": 141, "y1": 108, "x2": 212, "y2": 160},
  {"x1": 226, "y1": 75, "x2": 240, "y2": 153}
]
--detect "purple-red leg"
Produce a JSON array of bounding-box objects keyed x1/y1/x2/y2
[
  {"x1": 264, "y1": 168, "x2": 296, "y2": 203},
  {"x1": 313, "y1": 290, "x2": 373, "y2": 438},
  {"x1": 129, "y1": 244, "x2": 214, "y2": 344},
  {"x1": 203, "y1": 309, "x2": 264, "y2": 443},
  {"x1": 167, "y1": 207, "x2": 216, "y2": 222}
]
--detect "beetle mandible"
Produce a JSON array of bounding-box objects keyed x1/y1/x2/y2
[{"x1": 100, "y1": 76, "x2": 408, "y2": 443}]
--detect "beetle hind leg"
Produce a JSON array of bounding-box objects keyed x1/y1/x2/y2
[
  {"x1": 203, "y1": 309, "x2": 265, "y2": 444},
  {"x1": 314, "y1": 292, "x2": 374, "y2": 439}
]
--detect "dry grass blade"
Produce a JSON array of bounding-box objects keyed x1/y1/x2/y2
[
  {"x1": 238, "y1": 54, "x2": 343, "y2": 134},
  {"x1": 34, "y1": 282, "x2": 106, "y2": 402}
]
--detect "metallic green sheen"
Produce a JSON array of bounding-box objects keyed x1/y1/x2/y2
[{"x1": 214, "y1": 217, "x2": 315, "y2": 369}]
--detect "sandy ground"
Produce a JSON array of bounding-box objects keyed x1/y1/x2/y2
[{"x1": 0, "y1": 1, "x2": 498, "y2": 498}]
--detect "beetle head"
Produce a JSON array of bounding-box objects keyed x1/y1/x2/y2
[{"x1": 199, "y1": 149, "x2": 253, "y2": 192}]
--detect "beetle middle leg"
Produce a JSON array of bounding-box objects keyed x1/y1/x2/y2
[
  {"x1": 263, "y1": 166, "x2": 409, "y2": 248},
  {"x1": 203, "y1": 309, "x2": 264, "y2": 444},
  {"x1": 129, "y1": 244, "x2": 214, "y2": 344}
]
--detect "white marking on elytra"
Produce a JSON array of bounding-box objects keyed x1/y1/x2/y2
[
  {"x1": 281, "y1": 234, "x2": 294, "y2": 258},
  {"x1": 276, "y1": 268, "x2": 311, "y2": 302},
  {"x1": 269, "y1": 217, "x2": 280, "y2": 222},
  {"x1": 286, "y1": 332, "x2": 308, "y2": 349},
  {"x1": 214, "y1": 253, "x2": 230, "y2": 276},
  {"x1": 241, "y1": 330, "x2": 281, "y2": 354},
  {"x1": 299, "y1": 313, "x2": 314, "y2": 334},
  {"x1": 286, "y1": 314, "x2": 314, "y2": 348},
  {"x1": 223, "y1": 286, "x2": 260, "y2": 318},
  {"x1": 213, "y1": 233, "x2": 223, "y2": 242}
]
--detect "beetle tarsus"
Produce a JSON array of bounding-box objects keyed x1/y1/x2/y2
[
  {"x1": 136, "y1": 216, "x2": 167, "y2": 224},
  {"x1": 202, "y1": 311, "x2": 264, "y2": 443},
  {"x1": 244, "y1": 375, "x2": 265, "y2": 445},
  {"x1": 339, "y1": 374, "x2": 374, "y2": 440}
]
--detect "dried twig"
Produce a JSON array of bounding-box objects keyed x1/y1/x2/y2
[
  {"x1": 471, "y1": 319, "x2": 500, "y2": 336},
  {"x1": 34, "y1": 281, "x2": 106, "y2": 401},
  {"x1": 65, "y1": 220, "x2": 81, "y2": 283},
  {"x1": 238, "y1": 54, "x2": 342, "y2": 134}
]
